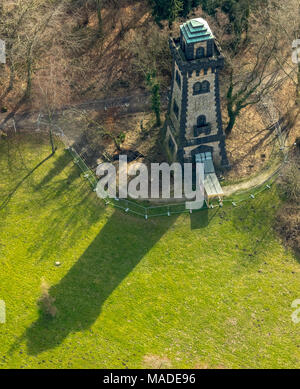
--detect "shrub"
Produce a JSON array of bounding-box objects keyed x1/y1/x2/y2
[
  {"x1": 149, "y1": 0, "x2": 201, "y2": 22},
  {"x1": 121, "y1": 29, "x2": 171, "y2": 87},
  {"x1": 38, "y1": 279, "x2": 57, "y2": 318}
]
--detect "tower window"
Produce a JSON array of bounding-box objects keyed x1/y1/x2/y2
[
  {"x1": 193, "y1": 81, "x2": 210, "y2": 95},
  {"x1": 194, "y1": 115, "x2": 211, "y2": 137},
  {"x1": 175, "y1": 70, "x2": 181, "y2": 89},
  {"x1": 197, "y1": 115, "x2": 207, "y2": 127},
  {"x1": 193, "y1": 82, "x2": 202, "y2": 95},
  {"x1": 173, "y1": 100, "x2": 179, "y2": 119},
  {"x1": 196, "y1": 47, "x2": 205, "y2": 59},
  {"x1": 202, "y1": 80, "x2": 210, "y2": 93},
  {"x1": 207, "y1": 40, "x2": 214, "y2": 57}
]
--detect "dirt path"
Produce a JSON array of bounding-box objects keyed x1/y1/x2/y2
[
  {"x1": 0, "y1": 91, "x2": 287, "y2": 199},
  {"x1": 0, "y1": 91, "x2": 169, "y2": 131},
  {"x1": 222, "y1": 163, "x2": 281, "y2": 197}
]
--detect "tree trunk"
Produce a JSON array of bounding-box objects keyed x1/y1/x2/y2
[
  {"x1": 8, "y1": 64, "x2": 15, "y2": 92},
  {"x1": 49, "y1": 128, "x2": 56, "y2": 155},
  {"x1": 297, "y1": 63, "x2": 300, "y2": 105},
  {"x1": 225, "y1": 111, "x2": 237, "y2": 136},
  {"x1": 155, "y1": 109, "x2": 161, "y2": 127},
  {"x1": 225, "y1": 76, "x2": 236, "y2": 135},
  {"x1": 152, "y1": 85, "x2": 161, "y2": 127},
  {"x1": 25, "y1": 58, "x2": 32, "y2": 99},
  {"x1": 96, "y1": 0, "x2": 102, "y2": 36}
]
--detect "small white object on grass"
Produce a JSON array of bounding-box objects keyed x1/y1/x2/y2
[{"x1": 55, "y1": 262, "x2": 61, "y2": 267}]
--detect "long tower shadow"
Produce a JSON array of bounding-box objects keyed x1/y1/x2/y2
[{"x1": 25, "y1": 211, "x2": 178, "y2": 355}]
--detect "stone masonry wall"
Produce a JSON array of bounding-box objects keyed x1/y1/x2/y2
[
  {"x1": 185, "y1": 69, "x2": 218, "y2": 139},
  {"x1": 169, "y1": 61, "x2": 183, "y2": 134}
]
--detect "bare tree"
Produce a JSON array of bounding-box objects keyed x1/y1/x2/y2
[
  {"x1": 121, "y1": 29, "x2": 171, "y2": 87},
  {"x1": 0, "y1": 0, "x2": 102, "y2": 108},
  {"x1": 0, "y1": 0, "x2": 37, "y2": 100},
  {"x1": 262, "y1": 0, "x2": 300, "y2": 105},
  {"x1": 222, "y1": 0, "x2": 300, "y2": 135},
  {"x1": 0, "y1": 1, "x2": 67, "y2": 102},
  {"x1": 224, "y1": 37, "x2": 283, "y2": 135}
]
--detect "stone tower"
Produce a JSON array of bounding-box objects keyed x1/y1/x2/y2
[{"x1": 164, "y1": 18, "x2": 228, "y2": 167}]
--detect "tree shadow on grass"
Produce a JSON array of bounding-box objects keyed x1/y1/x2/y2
[
  {"x1": 31, "y1": 147, "x2": 90, "y2": 208},
  {"x1": 0, "y1": 150, "x2": 55, "y2": 212},
  {"x1": 34, "y1": 150, "x2": 72, "y2": 191},
  {"x1": 24, "y1": 211, "x2": 177, "y2": 355},
  {"x1": 33, "y1": 162, "x2": 82, "y2": 206}
]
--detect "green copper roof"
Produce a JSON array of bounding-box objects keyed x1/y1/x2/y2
[{"x1": 180, "y1": 18, "x2": 213, "y2": 44}]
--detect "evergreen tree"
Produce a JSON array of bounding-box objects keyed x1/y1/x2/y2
[
  {"x1": 149, "y1": 0, "x2": 263, "y2": 47},
  {"x1": 146, "y1": 71, "x2": 161, "y2": 127},
  {"x1": 168, "y1": 0, "x2": 183, "y2": 27},
  {"x1": 181, "y1": 0, "x2": 192, "y2": 17},
  {"x1": 221, "y1": 0, "x2": 250, "y2": 44},
  {"x1": 150, "y1": 0, "x2": 201, "y2": 23},
  {"x1": 150, "y1": 0, "x2": 171, "y2": 22}
]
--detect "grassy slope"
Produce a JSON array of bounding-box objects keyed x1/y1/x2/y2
[{"x1": 0, "y1": 134, "x2": 299, "y2": 369}]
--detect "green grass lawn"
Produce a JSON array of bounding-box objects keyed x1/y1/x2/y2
[{"x1": 0, "y1": 133, "x2": 299, "y2": 369}]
